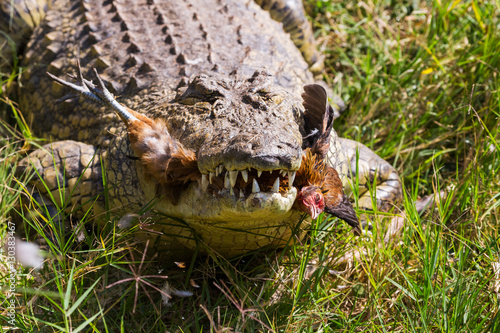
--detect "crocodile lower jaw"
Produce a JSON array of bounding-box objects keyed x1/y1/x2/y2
[{"x1": 149, "y1": 182, "x2": 298, "y2": 222}]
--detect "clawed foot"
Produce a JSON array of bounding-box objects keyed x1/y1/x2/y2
[{"x1": 47, "y1": 60, "x2": 138, "y2": 124}]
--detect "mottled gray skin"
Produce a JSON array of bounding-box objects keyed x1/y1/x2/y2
[{"x1": 9, "y1": 0, "x2": 402, "y2": 258}]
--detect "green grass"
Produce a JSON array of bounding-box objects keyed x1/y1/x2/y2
[{"x1": 1, "y1": 0, "x2": 499, "y2": 331}]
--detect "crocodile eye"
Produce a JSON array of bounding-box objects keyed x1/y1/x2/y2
[
  {"x1": 174, "y1": 74, "x2": 227, "y2": 106},
  {"x1": 175, "y1": 86, "x2": 225, "y2": 106},
  {"x1": 176, "y1": 97, "x2": 203, "y2": 105}
]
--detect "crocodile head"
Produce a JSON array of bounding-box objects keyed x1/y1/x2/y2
[{"x1": 134, "y1": 70, "x2": 308, "y2": 225}]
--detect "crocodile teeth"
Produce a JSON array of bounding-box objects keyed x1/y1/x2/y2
[
  {"x1": 201, "y1": 174, "x2": 208, "y2": 190},
  {"x1": 239, "y1": 190, "x2": 245, "y2": 198},
  {"x1": 229, "y1": 170, "x2": 238, "y2": 187},
  {"x1": 288, "y1": 171, "x2": 296, "y2": 186},
  {"x1": 230, "y1": 187, "x2": 234, "y2": 196},
  {"x1": 209, "y1": 172, "x2": 214, "y2": 184},
  {"x1": 241, "y1": 169, "x2": 248, "y2": 182},
  {"x1": 218, "y1": 165, "x2": 224, "y2": 176},
  {"x1": 272, "y1": 177, "x2": 280, "y2": 192},
  {"x1": 257, "y1": 170, "x2": 262, "y2": 178},
  {"x1": 224, "y1": 172, "x2": 231, "y2": 189},
  {"x1": 252, "y1": 179, "x2": 260, "y2": 193}
]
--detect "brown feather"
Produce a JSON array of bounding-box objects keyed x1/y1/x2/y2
[
  {"x1": 302, "y1": 85, "x2": 335, "y2": 158},
  {"x1": 302, "y1": 84, "x2": 328, "y2": 131},
  {"x1": 125, "y1": 112, "x2": 201, "y2": 188}
]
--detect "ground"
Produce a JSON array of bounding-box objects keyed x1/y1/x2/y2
[{"x1": 0, "y1": 0, "x2": 499, "y2": 331}]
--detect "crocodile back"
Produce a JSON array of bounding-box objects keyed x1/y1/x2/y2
[{"x1": 18, "y1": 0, "x2": 313, "y2": 147}]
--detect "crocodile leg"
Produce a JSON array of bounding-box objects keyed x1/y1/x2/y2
[
  {"x1": 327, "y1": 136, "x2": 403, "y2": 213},
  {"x1": 15, "y1": 140, "x2": 104, "y2": 232},
  {"x1": 255, "y1": 0, "x2": 323, "y2": 72}
]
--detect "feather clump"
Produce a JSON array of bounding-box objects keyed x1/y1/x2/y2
[{"x1": 125, "y1": 108, "x2": 200, "y2": 187}]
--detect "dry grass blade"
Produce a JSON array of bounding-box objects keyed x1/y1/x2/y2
[
  {"x1": 106, "y1": 240, "x2": 169, "y2": 314},
  {"x1": 213, "y1": 281, "x2": 274, "y2": 332}
]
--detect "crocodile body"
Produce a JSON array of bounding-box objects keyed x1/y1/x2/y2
[{"x1": 8, "y1": 0, "x2": 402, "y2": 258}]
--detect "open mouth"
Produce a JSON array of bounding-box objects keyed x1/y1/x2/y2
[
  {"x1": 199, "y1": 166, "x2": 297, "y2": 198},
  {"x1": 151, "y1": 166, "x2": 299, "y2": 222}
]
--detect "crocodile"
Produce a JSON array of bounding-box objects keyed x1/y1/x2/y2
[{"x1": 5, "y1": 0, "x2": 402, "y2": 258}]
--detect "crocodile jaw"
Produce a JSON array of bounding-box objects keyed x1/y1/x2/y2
[
  {"x1": 137, "y1": 175, "x2": 305, "y2": 257},
  {"x1": 143, "y1": 180, "x2": 298, "y2": 222}
]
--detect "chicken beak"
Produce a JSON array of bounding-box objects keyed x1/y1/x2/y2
[{"x1": 325, "y1": 196, "x2": 360, "y2": 231}]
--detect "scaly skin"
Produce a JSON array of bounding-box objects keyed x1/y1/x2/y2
[
  {"x1": 328, "y1": 137, "x2": 403, "y2": 212},
  {"x1": 16, "y1": 140, "x2": 104, "y2": 222},
  {"x1": 8, "y1": 0, "x2": 403, "y2": 258},
  {"x1": 254, "y1": 0, "x2": 323, "y2": 72}
]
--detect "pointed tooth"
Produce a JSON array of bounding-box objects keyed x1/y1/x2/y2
[
  {"x1": 201, "y1": 174, "x2": 208, "y2": 190},
  {"x1": 229, "y1": 170, "x2": 238, "y2": 187},
  {"x1": 239, "y1": 190, "x2": 245, "y2": 198},
  {"x1": 257, "y1": 170, "x2": 262, "y2": 178},
  {"x1": 230, "y1": 187, "x2": 234, "y2": 196},
  {"x1": 241, "y1": 169, "x2": 248, "y2": 182},
  {"x1": 224, "y1": 172, "x2": 230, "y2": 189},
  {"x1": 252, "y1": 179, "x2": 260, "y2": 193},
  {"x1": 288, "y1": 171, "x2": 296, "y2": 186},
  {"x1": 215, "y1": 166, "x2": 220, "y2": 176},
  {"x1": 272, "y1": 177, "x2": 280, "y2": 192},
  {"x1": 209, "y1": 172, "x2": 214, "y2": 184}
]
